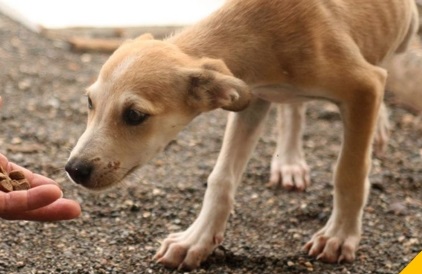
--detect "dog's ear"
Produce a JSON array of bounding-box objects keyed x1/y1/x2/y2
[
  {"x1": 183, "y1": 58, "x2": 251, "y2": 112},
  {"x1": 135, "y1": 33, "x2": 154, "y2": 41},
  {"x1": 121, "y1": 33, "x2": 154, "y2": 46}
]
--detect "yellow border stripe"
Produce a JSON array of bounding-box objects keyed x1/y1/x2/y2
[{"x1": 400, "y1": 252, "x2": 422, "y2": 274}]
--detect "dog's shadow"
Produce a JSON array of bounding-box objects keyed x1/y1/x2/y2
[{"x1": 200, "y1": 246, "x2": 324, "y2": 273}]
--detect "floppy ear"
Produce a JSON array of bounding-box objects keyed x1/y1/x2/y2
[{"x1": 183, "y1": 58, "x2": 251, "y2": 112}]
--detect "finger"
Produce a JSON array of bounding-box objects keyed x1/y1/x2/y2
[
  {"x1": 0, "y1": 185, "x2": 62, "y2": 214},
  {"x1": 1, "y1": 198, "x2": 81, "y2": 221},
  {"x1": 0, "y1": 154, "x2": 58, "y2": 187},
  {"x1": 0, "y1": 153, "x2": 8, "y2": 169},
  {"x1": 7, "y1": 162, "x2": 58, "y2": 187},
  {"x1": 0, "y1": 96, "x2": 2, "y2": 107},
  {"x1": 25, "y1": 172, "x2": 58, "y2": 188}
]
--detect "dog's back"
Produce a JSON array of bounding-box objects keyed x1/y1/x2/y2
[
  {"x1": 174, "y1": 0, "x2": 418, "y2": 83},
  {"x1": 339, "y1": 0, "x2": 418, "y2": 59}
]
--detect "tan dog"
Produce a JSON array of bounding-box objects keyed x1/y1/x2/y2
[{"x1": 66, "y1": 0, "x2": 418, "y2": 270}]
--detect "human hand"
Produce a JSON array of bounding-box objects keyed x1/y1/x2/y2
[
  {"x1": 0, "y1": 96, "x2": 81, "y2": 221},
  {"x1": 0, "y1": 153, "x2": 81, "y2": 221}
]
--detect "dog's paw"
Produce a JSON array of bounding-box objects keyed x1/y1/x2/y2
[
  {"x1": 267, "y1": 158, "x2": 310, "y2": 191},
  {"x1": 154, "y1": 225, "x2": 223, "y2": 270},
  {"x1": 303, "y1": 222, "x2": 360, "y2": 263}
]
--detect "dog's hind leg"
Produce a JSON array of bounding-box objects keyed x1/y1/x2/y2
[
  {"x1": 267, "y1": 102, "x2": 310, "y2": 191},
  {"x1": 373, "y1": 102, "x2": 390, "y2": 156},
  {"x1": 267, "y1": 100, "x2": 389, "y2": 192},
  {"x1": 154, "y1": 98, "x2": 271, "y2": 270}
]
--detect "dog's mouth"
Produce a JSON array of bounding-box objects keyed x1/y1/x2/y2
[
  {"x1": 121, "y1": 163, "x2": 142, "y2": 182},
  {"x1": 67, "y1": 160, "x2": 143, "y2": 191},
  {"x1": 94, "y1": 164, "x2": 142, "y2": 191}
]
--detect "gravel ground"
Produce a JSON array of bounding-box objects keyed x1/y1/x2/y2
[{"x1": 0, "y1": 12, "x2": 421, "y2": 274}]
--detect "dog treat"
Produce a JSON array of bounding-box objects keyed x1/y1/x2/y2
[
  {"x1": 0, "y1": 166, "x2": 30, "y2": 192},
  {"x1": 0, "y1": 172, "x2": 14, "y2": 192}
]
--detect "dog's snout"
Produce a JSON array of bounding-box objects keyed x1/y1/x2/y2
[{"x1": 65, "y1": 159, "x2": 94, "y2": 185}]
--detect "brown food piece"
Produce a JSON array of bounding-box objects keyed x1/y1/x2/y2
[
  {"x1": 9, "y1": 170, "x2": 26, "y2": 180},
  {"x1": 0, "y1": 167, "x2": 30, "y2": 192},
  {"x1": 13, "y1": 180, "x2": 31, "y2": 191},
  {"x1": 0, "y1": 178, "x2": 14, "y2": 192},
  {"x1": 0, "y1": 172, "x2": 7, "y2": 181}
]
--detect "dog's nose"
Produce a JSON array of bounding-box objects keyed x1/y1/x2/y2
[{"x1": 65, "y1": 159, "x2": 93, "y2": 185}]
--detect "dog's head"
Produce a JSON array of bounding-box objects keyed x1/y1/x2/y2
[{"x1": 65, "y1": 34, "x2": 251, "y2": 190}]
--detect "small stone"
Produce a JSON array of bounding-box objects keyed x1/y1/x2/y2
[
  {"x1": 18, "y1": 78, "x2": 31, "y2": 90},
  {"x1": 304, "y1": 261, "x2": 314, "y2": 271},
  {"x1": 388, "y1": 202, "x2": 408, "y2": 216},
  {"x1": 213, "y1": 246, "x2": 227, "y2": 258},
  {"x1": 304, "y1": 261, "x2": 313, "y2": 268},
  {"x1": 152, "y1": 188, "x2": 162, "y2": 196},
  {"x1": 11, "y1": 137, "x2": 22, "y2": 144}
]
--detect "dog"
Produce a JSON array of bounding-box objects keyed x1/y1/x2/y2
[{"x1": 66, "y1": 0, "x2": 419, "y2": 270}]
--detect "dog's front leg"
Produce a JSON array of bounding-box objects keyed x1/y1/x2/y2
[
  {"x1": 154, "y1": 98, "x2": 271, "y2": 270},
  {"x1": 304, "y1": 65, "x2": 387, "y2": 263},
  {"x1": 267, "y1": 103, "x2": 310, "y2": 191}
]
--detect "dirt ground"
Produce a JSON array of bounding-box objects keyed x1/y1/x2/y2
[{"x1": 0, "y1": 12, "x2": 421, "y2": 274}]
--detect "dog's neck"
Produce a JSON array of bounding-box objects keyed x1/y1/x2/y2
[
  {"x1": 166, "y1": 0, "x2": 321, "y2": 86},
  {"x1": 166, "y1": 2, "x2": 285, "y2": 84}
]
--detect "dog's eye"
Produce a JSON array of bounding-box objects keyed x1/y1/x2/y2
[
  {"x1": 87, "y1": 96, "x2": 93, "y2": 110},
  {"x1": 123, "y1": 109, "x2": 149, "y2": 125}
]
